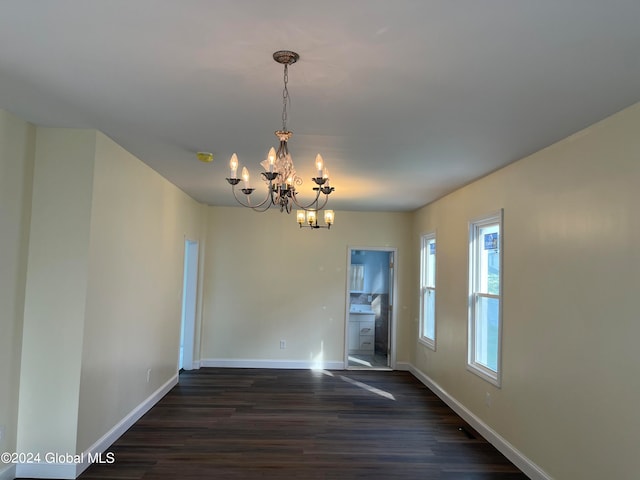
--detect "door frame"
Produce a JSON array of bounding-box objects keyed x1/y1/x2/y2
[
  {"x1": 180, "y1": 239, "x2": 199, "y2": 371},
  {"x1": 344, "y1": 246, "x2": 398, "y2": 370}
]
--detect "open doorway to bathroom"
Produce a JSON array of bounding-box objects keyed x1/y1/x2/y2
[{"x1": 345, "y1": 247, "x2": 397, "y2": 370}]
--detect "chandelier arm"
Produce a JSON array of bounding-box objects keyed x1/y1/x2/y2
[
  {"x1": 230, "y1": 185, "x2": 274, "y2": 211},
  {"x1": 249, "y1": 202, "x2": 274, "y2": 213},
  {"x1": 312, "y1": 193, "x2": 331, "y2": 211},
  {"x1": 289, "y1": 188, "x2": 321, "y2": 210},
  {"x1": 245, "y1": 193, "x2": 277, "y2": 212},
  {"x1": 300, "y1": 223, "x2": 330, "y2": 230},
  {"x1": 290, "y1": 189, "x2": 332, "y2": 211}
]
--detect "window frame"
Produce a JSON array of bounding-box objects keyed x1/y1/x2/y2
[
  {"x1": 419, "y1": 232, "x2": 437, "y2": 350},
  {"x1": 467, "y1": 210, "x2": 503, "y2": 387}
]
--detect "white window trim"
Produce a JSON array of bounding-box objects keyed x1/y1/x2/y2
[
  {"x1": 467, "y1": 210, "x2": 503, "y2": 387},
  {"x1": 419, "y1": 232, "x2": 436, "y2": 350}
]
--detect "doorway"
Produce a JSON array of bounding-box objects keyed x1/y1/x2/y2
[
  {"x1": 345, "y1": 247, "x2": 397, "y2": 370},
  {"x1": 179, "y1": 239, "x2": 199, "y2": 371}
]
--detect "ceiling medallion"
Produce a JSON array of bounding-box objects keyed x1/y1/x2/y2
[{"x1": 225, "y1": 50, "x2": 335, "y2": 229}]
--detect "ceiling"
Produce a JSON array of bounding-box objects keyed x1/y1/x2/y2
[{"x1": 1, "y1": 1, "x2": 639, "y2": 212}]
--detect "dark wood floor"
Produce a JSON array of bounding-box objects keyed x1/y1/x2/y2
[{"x1": 76, "y1": 368, "x2": 527, "y2": 479}]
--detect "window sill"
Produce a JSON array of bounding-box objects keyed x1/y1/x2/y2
[
  {"x1": 466, "y1": 362, "x2": 501, "y2": 388},
  {"x1": 418, "y1": 337, "x2": 436, "y2": 351}
]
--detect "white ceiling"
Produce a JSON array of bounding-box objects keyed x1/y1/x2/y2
[{"x1": 1, "y1": 1, "x2": 639, "y2": 211}]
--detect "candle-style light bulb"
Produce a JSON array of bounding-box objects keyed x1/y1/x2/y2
[
  {"x1": 229, "y1": 153, "x2": 239, "y2": 178},
  {"x1": 241, "y1": 166, "x2": 250, "y2": 188},
  {"x1": 268, "y1": 147, "x2": 276, "y2": 172},
  {"x1": 315, "y1": 154, "x2": 324, "y2": 178},
  {"x1": 296, "y1": 210, "x2": 306, "y2": 225},
  {"x1": 322, "y1": 168, "x2": 330, "y2": 187}
]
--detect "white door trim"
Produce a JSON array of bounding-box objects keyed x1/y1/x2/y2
[
  {"x1": 180, "y1": 239, "x2": 199, "y2": 371},
  {"x1": 344, "y1": 246, "x2": 398, "y2": 370}
]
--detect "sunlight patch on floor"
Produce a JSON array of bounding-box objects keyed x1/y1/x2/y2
[
  {"x1": 348, "y1": 355, "x2": 373, "y2": 367},
  {"x1": 339, "y1": 375, "x2": 396, "y2": 401},
  {"x1": 310, "y1": 341, "x2": 325, "y2": 370}
]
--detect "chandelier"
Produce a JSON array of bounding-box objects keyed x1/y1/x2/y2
[{"x1": 226, "y1": 50, "x2": 335, "y2": 229}]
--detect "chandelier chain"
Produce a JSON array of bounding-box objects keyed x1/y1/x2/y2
[{"x1": 282, "y1": 64, "x2": 290, "y2": 131}]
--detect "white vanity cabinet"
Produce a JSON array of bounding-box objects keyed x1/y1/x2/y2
[{"x1": 348, "y1": 313, "x2": 375, "y2": 355}]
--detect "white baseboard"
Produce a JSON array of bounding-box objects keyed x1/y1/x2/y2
[
  {"x1": 15, "y1": 373, "x2": 178, "y2": 479},
  {"x1": 200, "y1": 358, "x2": 345, "y2": 370},
  {"x1": 396, "y1": 362, "x2": 551, "y2": 480},
  {"x1": 181, "y1": 360, "x2": 201, "y2": 371},
  {"x1": 0, "y1": 464, "x2": 15, "y2": 480},
  {"x1": 15, "y1": 460, "x2": 76, "y2": 479},
  {"x1": 75, "y1": 373, "x2": 178, "y2": 477}
]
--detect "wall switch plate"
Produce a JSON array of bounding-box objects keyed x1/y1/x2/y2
[
  {"x1": 146, "y1": 368, "x2": 152, "y2": 383},
  {"x1": 280, "y1": 340, "x2": 286, "y2": 349}
]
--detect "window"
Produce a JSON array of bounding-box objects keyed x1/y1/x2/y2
[
  {"x1": 468, "y1": 211, "x2": 502, "y2": 386},
  {"x1": 419, "y1": 233, "x2": 436, "y2": 348}
]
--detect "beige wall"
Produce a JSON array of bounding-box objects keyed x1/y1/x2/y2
[
  {"x1": 17, "y1": 128, "x2": 97, "y2": 457},
  {"x1": 201, "y1": 207, "x2": 413, "y2": 367},
  {"x1": 13, "y1": 127, "x2": 206, "y2": 468},
  {"x1": 76, "y1": 132, "x2": 206, "y2": 452},
  {"x1": 412, "y1": 102, "x2": 640, "y2": 479},
  {"x1": 0, "y1": 110, "x2": 35, "y2": 475}
]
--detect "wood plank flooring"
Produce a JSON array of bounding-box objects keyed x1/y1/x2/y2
[{"x1": 77, "y1": 368, "x2": 528, "y2": 479}]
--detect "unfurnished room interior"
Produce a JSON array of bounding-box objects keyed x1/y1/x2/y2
[{"x1": 1, "y1": 2, "x2": 640, "y2": 479}]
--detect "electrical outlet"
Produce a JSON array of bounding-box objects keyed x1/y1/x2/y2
[
  {"x1": 279, "y1": 340, "x2": 286, "y2": 349},
  {"x1": 485, "y1": 392, "x2": 492, "y2": 407},
  {"x1": 146, "y1": 368, "x2": 152, "y2": 383}
]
